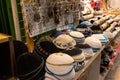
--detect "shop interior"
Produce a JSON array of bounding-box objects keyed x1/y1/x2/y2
[{"x1": 0, "y1": 0, "x2": 120, "y2": 80}]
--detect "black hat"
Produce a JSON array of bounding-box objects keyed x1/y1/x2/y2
[
  {"x1": 13, "y1": 40, "x2": 28, "y2": 60},
  {"x1": 62, "y1": 47, "x2": 86, "y2": 72},
  {"x1": 34, "y1": 41, "x2": 62, "y2": 59},
  {"x1": 16, "y1": 52, "x2": 45, "y2": 80}
]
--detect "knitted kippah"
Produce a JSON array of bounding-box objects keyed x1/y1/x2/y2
[{"x1": 53, "y1": 34, "x2": 76, "y2": 50}]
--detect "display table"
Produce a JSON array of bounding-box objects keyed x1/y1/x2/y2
[
  {"x1": 0, "y1": 33, "x2": 15, "y2": 76},
  {"x1": 75, "y1": 31, "x2": 120, "y2": 80},
  {"x1": 75, "y1": 45, "x2": 105, "y2": 80}
]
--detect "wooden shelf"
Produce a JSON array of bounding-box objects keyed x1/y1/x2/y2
[
  {"x1": 0, "y1": 33, "x2": 10, "y2": 43},
  {"x1": 75, "y1": 31, "x2": 120, "y2": 80},
  {"x1": 0, "y1": 33, "x2": 15, "y2": 77},
  {"x1": 75, "y1": 45, "x2": 106, "y2": 80}
]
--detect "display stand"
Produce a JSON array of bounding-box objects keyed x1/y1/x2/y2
[
  {"x1": 99, "y1": 32, "x2": 120, "y2": 80},
  {"x1": 75, "y1": 45, "x2": 106, "y2": 80},
  {"x1": 75, "y1": 31, "x2": 120, "y2": 80},
  {"x1": 0, "y1": 33, "x2": 15, "y2": 77}
]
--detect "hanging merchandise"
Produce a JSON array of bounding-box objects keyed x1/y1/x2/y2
[
  {"x1": 93, "y1": 15, "x2": 111, "y2": 26},
  {"x1": 82, "y1": 14, "x2": 94, "y2": 20},
  {"x1": 94, "y1": 10, "x2": 103, "y2": 15},
  {"x1": 106, "y1": 18, "x2": 114, "y2": 25},
  {"x1": 45, "y1": 53, "x2": 75, "y2": 80},
  {"x1": 106, "y1": 22, "x2": 118, "y2": 32},
  {"x1": 53, "y1": 0, "x2": 75, "y2": 31},
  {"x1": 113, "y1": 15, "x2": 120, "y2": 22},
  {"x1": 106, "y1": 0, "x2": 120, "y2": 10},
  {"x1": 20, "y1": 1, "x2": 56, "y2": 37},
  {"x1": 100, "y1": 22, "x2": 109, "y2": 30},
  {"x1": 90, "y1": 0, "x2": 95, "y2": 10},
  {"x1": 94, "y1": 1, "x2": 101, "y2": 11},
  {"x1": 81, "y1": 0, "x2": 94, "y2": 15}
]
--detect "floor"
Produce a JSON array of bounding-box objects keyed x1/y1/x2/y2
[{"x1": 105, "y1": 52, "x2": 120, "y2": 80}]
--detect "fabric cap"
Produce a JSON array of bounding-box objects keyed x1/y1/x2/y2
[
  {"x1": 103, "y1": 31, "x2": 114, "y2": 39},
  {"x1": 46, "y1": 53, "x2": 74, "y2": 74},
  {"x1": 53, "y1": 34, "x2": 76, "y2": 50},
  {"x1": 68, "y1": 31, "x2": 85, "y2": 44},
  {"x1": 45, "y1": 68, "x2": 75, "y2": 80},
  {"x1": 38, "y1": 35, "x2": 53, "y2": 42},
  {"x1": 47, "y1": 53, "x2": 74, "y2": 65},
  {"x1": 61, "y1": 47, "x2": 86, "y2": 72},
  {"x1": 77, "y1": 24, "x2": 88, "y2": 28},
  {"x1": 75, "y1": 44, "x2": 94, "y2": 59},
  {"x1": 91, "y1": 34, "x2": 109, "y2": 46},
  {"x1": 62, "y1": 47, "x2": 85, "y2": 62},
  {"x1": 84, "y1": 36, "x2": 102, "y2": 51},
  {"x1": 34, "y1": 40, "x2": 62, "y2": 60},
  {"x1": 68, "y1": 31, "x2": 84, "y2": 38}
]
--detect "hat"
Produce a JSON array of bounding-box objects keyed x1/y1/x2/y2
[
  {"x1": 101, "y1": 53, "x2": 111, "y2": 67},
  {"x1": 34, "y1": 41, "x2": 62, "y2": 59},
  {"x1": 13, "y1": 40, "x2": 28, "y2": 61},
  {"x1": 84, "y1": 36, "x2": 102, "y2": 52},
  {"x1": 76, "y1": 28, "x2": 92, "y2": 37},
  {"x1": 91, "y1": 34, "x2": 109, "y2": 46},
  {"x1": 16, "y1": 52, "x2": 45, "y2": 80},
  {"x1": 77, "y1": 24, "x2": 88, "y2": 28},
  {"x1": 90, "y1": 25, "x2": 102, "y2": 33},
  {"x1": 75, "y1": 44, "x2": 94, "y2": 59},
  {"x1": 45, "y1": 69, "x2": 75, "y2": 80},
  {"x1": 103, "y1": 31, "x2": 114, "y2": 39},
  {"x1": 106, "y1": 19, "x2": 114, "y2": 25},
  {"x1": 100, "y1": 23, "x2": 109, "y2": 30},
  {"x1": 68, "y1": 31, "x2": 85, "y2": 44},
  {"x1": 53, "y1": 34, "x2": 76, "y2": 50},
  {"x1": 51, "y1": 31, "x2": 65, "y2": 38},
  {"x1": 104, "y1": 45, "x2": 114, "y2": 58},
  {"x1": 106, "y1": 22, "x2": 117, "y2": 31},
  {"x1": 45, "y1": 53, "x2": 75, "y2": 80},
  {"x1": 38, "y1": 35, "x2": 54, "y2": 42},
  {"x1": 62, "y1": 47, "x2": 86, "y2": 72}
]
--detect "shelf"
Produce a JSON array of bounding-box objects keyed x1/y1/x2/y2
[
  {"x1": 75, "y1": 45, "x2": 106, "y2": 80},
  {"x1": 75, "y1": 31, "x2": 120, "y2": 80},
  {"x1": 99, "y1": 44, "x2": 120, "y2": 80},
  {"x1": 0, "y1": 33, "x2": 10, "y2": 43},
  {"x1": 0, "y1": 33, "x2": 15, "y2": 77},
  {"x1": 99, "y1": 31, "x2": 120, "y2": 80}
]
